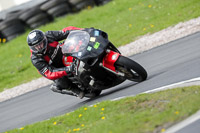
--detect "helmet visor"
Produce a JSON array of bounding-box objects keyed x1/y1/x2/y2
[{"x1": 30, "y1": 38, "x2": 47, "y2": 53}]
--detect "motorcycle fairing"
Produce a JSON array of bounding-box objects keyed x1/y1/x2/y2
[
  {"x1": 61, "y1": 28, "x2": 109, "y2": 64},
  {"x1": 103, "y1": 50, "x2": 120, "y2": 72}
]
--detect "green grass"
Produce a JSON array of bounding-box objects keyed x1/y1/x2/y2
[
  {"x1": 6, "y1": 86, "x2": 200, "y2": 133},
  {"x1": 0, "y1": 0, "x2": 200, "y2": 92}
]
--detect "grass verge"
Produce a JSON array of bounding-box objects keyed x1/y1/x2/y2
[
  {"x1": 6, "y1": 85, "x2": 200, "y2": 133},
  {"x1": 0, "y1": 0, "x2": 200, "y2": 91}
]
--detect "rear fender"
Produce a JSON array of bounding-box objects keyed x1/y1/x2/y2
[{"x1": 102, "y1": 50, "x2": 120, "y2": 72}]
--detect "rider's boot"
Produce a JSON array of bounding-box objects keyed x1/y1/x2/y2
[
  {"x1": 50, "y1": 84, "x2": 85, "y2": 99},
  {"x1": 50, "y1": 84, "x2": 62, "y2": 93}
]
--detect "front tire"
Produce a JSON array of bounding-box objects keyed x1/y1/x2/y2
[{"x1": 115, "y1": 56, "x2": 147, "y2": 82}]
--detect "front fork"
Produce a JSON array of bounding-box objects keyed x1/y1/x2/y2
[{"x1": 100, "y1": 49, "x2": 125, "y2": 76}]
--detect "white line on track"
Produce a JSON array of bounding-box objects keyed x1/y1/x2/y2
[
  {"x1": 111, "y1": 77, "x2": 200, "y2": 101},
  {"x1": 165, "y1": 110, "x2": 200, "y2": 133},
  {"x1": 143, "y1": 77, "x2": 200, "y2": 94}
]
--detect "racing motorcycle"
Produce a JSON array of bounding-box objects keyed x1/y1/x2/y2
[{"x1": 61, "y1": 28, "x2": 147, "y2": 98}]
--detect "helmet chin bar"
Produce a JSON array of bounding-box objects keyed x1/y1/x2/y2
[{"x1": 29, "y1": 37, "x2": 47, "y2": 54}]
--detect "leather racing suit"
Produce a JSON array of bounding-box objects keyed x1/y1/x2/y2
[{"x1": 30, "y1": 26, "x2": 82, "y2": 90}]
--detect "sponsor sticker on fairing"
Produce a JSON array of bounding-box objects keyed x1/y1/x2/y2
[
  {"x1": 94, "y1": 30, "x2": 100, "y2": 36},
  {"x1": 94, "y1": 42, "x2": 100, "y2": 49},
  {"x1": 90, "y1": 37, "x2": 96, "y2": 42},
  {"x1": 87, "y1": 46, "x2": 92, "y2": 51},
  {"x1": 78, "y1": 52, "x2": 82, "y2": 57}
]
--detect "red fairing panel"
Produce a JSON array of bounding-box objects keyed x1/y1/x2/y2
[
  {"x1": 62, "y1": 26, "x2": 83, "y2": 32},
  {"x1": 62, "y1": 56, "x2": 74, "y2": 66},
  {"x1": 103, "y1": 50, "x2": 120, "y2": 71}
]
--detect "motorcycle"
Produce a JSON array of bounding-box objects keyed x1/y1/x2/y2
[{"x1": 61, "y1": 28, "x2": 147, "y2": 98}]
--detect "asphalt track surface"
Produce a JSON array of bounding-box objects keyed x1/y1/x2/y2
[
  {"x1": 0, "y1": 32, "x2": 200, "y2": 132},
  {"x1": 176, "y1": 119, "x2": 200, "y2": 133}
]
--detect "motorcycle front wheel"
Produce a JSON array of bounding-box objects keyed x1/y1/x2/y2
[{"x1": 115, "y1": 55, "x2": 147, "y2": 82}]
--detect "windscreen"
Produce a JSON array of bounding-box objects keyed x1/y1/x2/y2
[{"x1": 61, "y1": 31, "x2": 90, "y2": 54}]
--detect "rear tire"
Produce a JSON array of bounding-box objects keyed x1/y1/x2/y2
[
  {"x1": 115, "y1": 56, "x2": 147, "y2": 82},
  {"x1": 19, "y1": 7, "x2": 43, "y2": 22},
  {"x1": 40, "y1": 0, "x2": 67, "y2": 11}
]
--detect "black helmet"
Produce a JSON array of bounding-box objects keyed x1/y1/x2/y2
[{"x1": 27, "y1": 29, "x2": 47, "y2": 54}]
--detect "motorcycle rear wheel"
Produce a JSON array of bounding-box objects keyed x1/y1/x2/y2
[{"x1": 115, "y1": 56, "x2": 147, "y2": 82}]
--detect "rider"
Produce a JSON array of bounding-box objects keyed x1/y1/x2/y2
[{"x1": 27, "y1": 26, "x2": 85, "y2": 99}]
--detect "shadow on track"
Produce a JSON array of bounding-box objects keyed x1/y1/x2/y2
[{"x1": 83, "y1": 81, "x2": 138, "y2": 103}]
